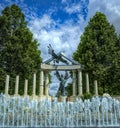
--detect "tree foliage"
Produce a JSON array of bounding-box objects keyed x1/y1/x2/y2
[
  {"x1": 73, "y1": 12, "x2": 120, "y2": 95},
  {"x1": 0, "y1": 4, "x2": 42, "y2": 94}
]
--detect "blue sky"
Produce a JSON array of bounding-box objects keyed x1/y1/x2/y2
[
  {"x1": 0, "y1": 0, "x2": 120, "y2": 59},
  {"x1": 0, "y1": 0, "x2": 120, "y2": 95}
]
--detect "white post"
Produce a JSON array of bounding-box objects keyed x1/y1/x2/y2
[
  {"x1": 24, "y1": 79, "x2": 28, "y2": 96},
  {"x1": 45, "y1": 71, "x2": 49, "y2": 96},
  {"x1": 94, "y1": 80, "x2": 98, "y2": 95},
  {"x1": 72, "y1": 70, "x2": 76, "y2": 96},
  {"x1": 78, "y1": 70, "x2": 83, "y2": 96},
  {"x1": 32, "y1": 73, "x2": 36, "y2": 97},
  {"x1": 15, "y1": 75, "x2": 19, "y2": 95},
  {"x1": 5, "y1": 75, "x2": 10, "y2": 96},
  {"x1": 86, "y1": 73, "x2": 90, "y2": 93},
  {"x1": 39, "y1": 70, "x2": 44, "y2": 96}
]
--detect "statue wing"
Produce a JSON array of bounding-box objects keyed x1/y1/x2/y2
[
  {"x1": 48, "y1": 44, "x2": 54, "y2": 55},
  {"x1": 48, "y1": 44, "x2": 59, "y2": 61},
  {"x1": 59, "y1": 57, "x2": 69, "y2": 65}
]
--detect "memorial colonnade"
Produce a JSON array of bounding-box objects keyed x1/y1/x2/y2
[{"x1": 4, "y1": 64, "x2": 98, "y2": 99}]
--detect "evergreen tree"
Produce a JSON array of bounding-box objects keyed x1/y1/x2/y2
[
  {"x1": 73, "y1": 12, "x2": 119, "y2": 95},
  {"x1": 108, "y1": 35, "x2": 120, "y2": 94},
  {"x1": 0, "y1": 4, "x2": 42, "y2": 94}
]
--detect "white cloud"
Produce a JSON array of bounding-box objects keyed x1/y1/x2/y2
[
  {"x1": 64, "y1": 3, "x2": 82, "y2": 14},
  {"x1": 29, "y1": 14, "x2": 55, "y2": 31},
  {"x1": 87, "y1": 0, "x2": 120, "y2": 33},
  {"x1": 0, "y1": 0, "x2": 38, "y2": 21},
  {"x1": 28, "y1": 14, "x2": 83, "y2": 61}
]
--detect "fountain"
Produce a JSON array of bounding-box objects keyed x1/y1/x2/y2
[{"x1": 0, "y1": 93, "x2": 120, "y2": 127}]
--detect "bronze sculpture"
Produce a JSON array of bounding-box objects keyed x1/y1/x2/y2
[
  {"x1": 55, "y1": 70, "x2": 70, "y2": 96},
  {"x1": 47, "y1": 44, "x2": 69, "y2": 65},
  {"x1": 45, "y1": 44, "x2": 72, "y2": 97}
]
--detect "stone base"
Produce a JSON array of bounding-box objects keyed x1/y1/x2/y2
[
  {"x1": 14, "y1": 94, "x2": 19, "y2": 97},
  {"x1": 70, "y1": 96, "x2": 77, "y2": 102},
  {"x1": 23, "y1": 95, "x2": 29, "y2": 98},
  {"x1": 31, "y1": 95, "x2": 38, "y2": 100},
  {"x1": 38, "y1": 95, "x2": 51, "y2": 101},
  {"x1": 5, "y1": 94, "x2": 9, "y2": 97},
  {"x1": 45, "y1": 95, "x2": 52, "y2": 101},
  {"x1": 77, "y1": 95, "x2": 84, "y2": 100},
  {"x1": 60, "y1": 96, "x2": 67, "y2": 102}
]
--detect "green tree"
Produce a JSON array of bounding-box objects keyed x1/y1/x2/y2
[
  {"x1": 0, "y1": 4, "x2": 42, "y2": 94},
  {"x1": 107, "y1": 35, "x2": 120, "y2": 95},
  {"x1": 73, "y1": 12, "x2": 119, "y2": 95}
]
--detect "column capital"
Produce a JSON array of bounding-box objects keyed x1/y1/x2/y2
[
  {"x1": 77, "y1": 69, "x2": 82, "y2": 71},
  {"x1": 44, "y1": 69, "x2": 49, "y2": 73},
  {"x1": 72, "y1": 69, "x2": 76, "y2": 73}
]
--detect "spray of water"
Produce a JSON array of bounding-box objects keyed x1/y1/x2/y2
[{"x1": 0, "y1": 93, "x2": 120, "y2": 127}]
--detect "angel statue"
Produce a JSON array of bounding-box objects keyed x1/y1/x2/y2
[{"x1": 55, "y1": 70, "x2": 70, "y2": 96}]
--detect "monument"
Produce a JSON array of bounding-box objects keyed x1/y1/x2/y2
[
  {"x1": 3, "y1": 44, "x2": 99, "y2": 100},
  {"x1": 42, "y1": 44, "x2": 82, "y2": 101}
]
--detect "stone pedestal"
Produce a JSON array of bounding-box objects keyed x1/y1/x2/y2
[
  {"x1": 60, "y1": 96, "x2": 67, "y2": 102},
  {"x1": 38, "y1": 95, "x2": 51, "y2": 101},
  {"x1": 30, "y1": 95, "x2": 38, "y2": 100},
  {"x1": 46, "y1": 95, "x2": 51, "y2": 100},
  {"x1": 70, "y1": 96, "x2": 76, "y2": 102}
]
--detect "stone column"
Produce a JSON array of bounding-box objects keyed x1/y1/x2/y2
[
  {"x1": 72, "y1": 70, "x2": 76, "y2": 96},
  {"x1": 15, "y1": 75, "x2": 19, "y2": 96},
  {"x1": 86, "y1": 73, "x2": 90, "y2": 93},
  {"x1": 45, "y1": 71, "x2": 49, "y2": 96},
  {"x1": 78, "y1": 70, "x2": 83, "y2": 96},
  {"x1": 24, "y1": 79, "x2": 28, "y2": 96},
  {"x1": 32, "y1": 73, "x2": 36, "y2": 97},
  {"x1": 94, "y1": 80, "x2": 98, "y2": 95},
  {"x1": 5, "y1": 75, "x2": 10, "y2": 96},
  {"x1": 39, "y1": 70, "x2": 44, "y2": 96}
]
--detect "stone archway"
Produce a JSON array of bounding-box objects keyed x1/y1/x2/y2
[{"x1": 39, "y1": 63, "x2": 83, "y2": 100}]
